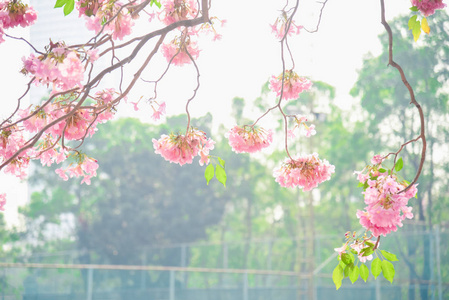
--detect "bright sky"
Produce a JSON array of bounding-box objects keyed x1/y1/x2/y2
[{"x1": 0, "y1": 0, "x2": 443, "y2": 227}]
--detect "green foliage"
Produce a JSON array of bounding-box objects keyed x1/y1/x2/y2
[
  {"x1": 54, "y1": 0, "x2": 75, "y2": 16},
  {"x1": 332, "y1": 264, "x2": 344, "y2": 290},
  {"x1": 395, "y1": 157, "x2": 404, "y2": 172},
  {"x1": 360, "y1": 264, "x2": 369, "y2": 282},
  {"x1": 371, "y1": 258, "x2": 382, "y2": 279},
  {"x1": 381, "y1": 250, "x2": 399, "y2": 261},
  {"x1": 381, "y1": 260, "x2": 395, "y2": 283}
]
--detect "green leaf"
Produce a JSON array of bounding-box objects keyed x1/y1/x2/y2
[
  {"x1": 344, "y1": 262, "x2": 353, "y2": 278},
  {"x1": 216, "y1": 164, "x2": 227, "y2": 187},
  {"x1": 381, "y1": 250, "x2": 399, "y2": 262},
  {"x1": 412, "y1": 20, "x2": 422, "y2": 41},
  {"x1": 361, "y1": 247, "x2": 374, "y2": 257},
  {"x1": 150, "y1": 0, "x2": 162, "y2": 8},
  {"x1": 381, "y1": 260, "x2": 395, "y2": 283},
  {"x1": 365, "y1": 241, "x2": 375, "y2": 248},
  {"x1": 408, "y1": 15, "x2": 418, "y2": 30},
  {"x1": 54, "y1": 0, "x2": 68, "y2": 8},
  {"x1": 204, "y1": 164, "x2": 214, "y2": 185},
  {"x1": 341, "y1": 253, "x2": 353, "y2": 265},
  {"x1": 349, "y1": 265, "x2": 359, "y2": 284},
  {"x1": 378, "y1": 168, "x2": 387, "y2": 173},
  {"x1": 332, "y1": 264, "x2": 344, "y2": 290},
  {"x1": 395, "y1": 157, "x2": 403, "y2": 172},
  {"x1": 360, "y1": 264, "x2": 369, "y2": 282},
  {"x1": 218, "y1": 157, "x2": 225, "y2": 168},
  {"x1": 357, "y1": 182, "x2": 365, "y2": 188},
  {"x1": 371, "y1": 258, "x2": 382, "y2": 279},
  {"x1": 63, "y1": 0, "x2": 75, "y2": 15},
  {"x1": 410, "y1": 6, "x2": 419, "y2": 12}
]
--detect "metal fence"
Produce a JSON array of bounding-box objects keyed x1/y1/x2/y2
[{"x1": 0, "y1": 223, "x2": 447, "y2": 300}]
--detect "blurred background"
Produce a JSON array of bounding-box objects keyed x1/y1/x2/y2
[{"x1": 0, "y1": 0, "x2": 448, "y2": 299}]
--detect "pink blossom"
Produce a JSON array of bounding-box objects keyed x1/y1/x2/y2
[
  {"x1": 161, "y1": 37, "x2": 200, "y2": 66},
  {"x1": 371, "y1": 154, "x2": 384, "y2": 165},
  {"x1": 305, "y1": 124, "x2": 316, "y2": 137},
  {"x1": 273, "y1": 153, "x2": 335, "y2": 191},
  {"x1": 56, "y1": 155, "x2": 98, "y2": 184},
  {"x1": 269, "y1": 70, "x2": 312, "y2": 100},
  {"x1": 0, "y1": 0, "x2": 37, "y2": 30},
  {"x1": 153, "y1": 128, "x2": 215, "y2": 166},
  {"x1": 0, "y1": 193, "x2": 6, "y2": 211},
  {"x1": 225, "y1": 126, "x2": 273, "y2": 154},
  {"x1": 87, "y1": 49, "x2": 99, "y2": 63},
  {"x1": 334, "y1": 243, "x2": 347, "y2": 258},
  {"x1": 159, "y1": 0, "x2": 198, "y2": 25},
  {"x1": 270, "y1": 14, "x2": 302, "y2": 39},
  {"x1": 411, "y1": 0, "x2": 446, "y2": 16},
  {"x1": 355, "y1": 164, "x2": 418, "y2": 237},
  {"x1": 151, "y1": 102, "x2": 166, "y2": 121}
]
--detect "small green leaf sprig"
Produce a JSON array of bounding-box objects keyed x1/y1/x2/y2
[
  {"x1": 332, "y1": 231, "x2": 398, "y2": 290},
  {"x1": 204, "y1": 156, "x2": 226, "y2": 187}
]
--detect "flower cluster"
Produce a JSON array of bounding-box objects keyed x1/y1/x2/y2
[
  {"x1": 274, "y1": 153, "x2": 335, "y2": 191},
  {"x1": 270, "y1": 12, "x2": 302, "y2": 40},
  {"x1": 22, "y1": 46, "x2": 84, "y2": 92},
  {"x1": 269, "y1": 70, "x2": 312, "y2": 100},
  {"x1": 159, "y1": 0, "x2": 198, "y2": 25},
  {"x1": 411, "y1": 0, "x2": 446, "y2": 16},
  {"x1": 80, "y1": 0, "x2": 134, "y2": 40},
  {"x1": 161, "y1": 34, "x2": 200, "y2": 66},
  {"x1": 151, "y1": 101, "x2": 166, "y2": 121},
  {"x1": 153, "y1": 127, "x2": 215, "y2": 166},
  {"x1": 1, "y1": 126, "x2": 30, "y2": 179},
  {"x1": 225, "y1": 125, "x2": 273, "y2": 154},
  {"x1": 56, "y1": 153, "x2": 99, "y2": 185},
  {"x1": 355, "y1": 156, "x2": 417, "y2": 237},
  {"x1": 0, "y1": 0, "x2": 37, "y2": 44}
]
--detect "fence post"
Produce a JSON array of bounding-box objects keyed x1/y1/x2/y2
[
  {"x1": 86, "y1": 268, "x2": 93, "y2": 300},
  {"x1": 375, "y1": 276, "x2": 381, "y2": 300},
  {"x1": 243, "y1": 272, "x2": 248, "y2": 300},
  {"x1": 435, "y1": 225, "x2": 442, "y2": 300},
  {"x1": 169, "y1": 270, "x2": 175, "y2": 300},
  {"x1": 141, "y1": 251, "x2": 147, "y2": 291}
]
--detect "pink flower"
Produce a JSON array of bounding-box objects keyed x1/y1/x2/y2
[
  {"x1": 151, "y1": 101, "x2": 166, "y2": 121},
  {"x1": 0, "y1": 0, "x2": 37, "y2": 29},
  {"x1": 153, "y1": 127, "x2": 215, "y2": 166},
  {"x1": 411, "y1": 0, "x2": 446, "y2": 16},
  {"x1": 273, "y1": 153, "x2": 335, "y2": 191},
  {"x1": 305, "y1": 124, "x2": 316, "y2": 137},
  {"x1": 371, "y1": 154, "x2": 384, "y2": 165},
  {"x1": 269, "y1": 70, "x2": 312, "y2": 100},
  {"x1": 55, "y1": 155, "x2": 98, "y2": 184},
  {"x1": 159, "y1": 0, "x2": 198, "y2": 25},
  {"x1": 270, "y1": 14, "x2": 302, "y2": 39},
  {"x1": 161, "y1": 37, "x2": 200, "y2": 66},
  {"x1": 334, "y1": 243, "x2": 347, "y2": 258},
  {"x1": 0, "y1": 193, "x2": 6, "y2": 211},
  {"x1": 225, "y1": 126, "x2": 273, "y2": 153}
]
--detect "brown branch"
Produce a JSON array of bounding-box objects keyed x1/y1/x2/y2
[{"x1": 380, "y1": 0, "x2": 426, "y2": 193}]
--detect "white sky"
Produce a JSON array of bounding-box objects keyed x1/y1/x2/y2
[{"x1": 0, "y1": 0, "x2": 444, "y2": 227}]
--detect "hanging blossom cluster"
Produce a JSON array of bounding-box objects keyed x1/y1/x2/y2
[
  {"x1": 0, "y1": 0, "x2": 37, "y2": 43},
  {"x1": 354, "y1": 155, "x2": 417, "y2": 237},
  {"x1": 411, "y1": 0, "x2": 446, "y2": 16},
  {"x1": 152, "y1": 127, "x2": 215, "y2": 166},
  {"x1": 225, "y1": 126, "x2": 273, "y2": 154},
  {"x1": 78, "y1": 0, "x2": 134, "y2": 40},
  {"x1": 269, "y1": 70, "x2": 312, "y2": 100},
  {"x1": 273, "y1": 153, "x2": 335, "y2": 191},
  {"x1": 22, "y1": 44, "x2": 87, "y2": 93},
  {"x1": 158, "y1": 0, "x2": 224, "y2": 65}
]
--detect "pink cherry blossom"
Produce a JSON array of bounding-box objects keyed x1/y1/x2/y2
[
  {"x1": 56, "y1": 155, "x2": 98, "y2": 185},
  {"x1": 225, "y1": 125, "x2": 273, "y2": 153},
  {"x1": 270, "y1": 13, "x2": 302, "y2": 39},
  {"x1": 159, "y1": 0, "x2": 198, "y2": 25},
  {"x1": 411, "y1": 0, "x2": 446, "y2": 16},
  {"x1": 371, "y1": 154, "x2": 384, "y2": 165},
  {"x1": 153, "y1": 127, "x2": 215, "y2": 166},
  {"x1": 354, "y1": 162, "x2": 417, "y2": 237},
  {"x1": 151, "y1": 101, "x2": 166, "y2": 121},
  {"x1": 0, "y1": 0, "x2": 37, "y2": 30},
  {"x1": 269, "y1": 70, "x2": 312, "y2": 100},
  {"x1": 273, "y1": 153, "x2": 335, "y2": 191},
  {"x1": 161, "y1": 37, "x2": 200, "y2": 66},
  {"x1": 305, "y1": 124, "x2": 316, "y2": 137}
]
